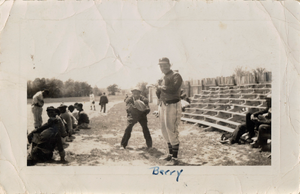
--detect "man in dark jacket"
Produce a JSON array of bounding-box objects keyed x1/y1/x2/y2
[
  {"x1": 27, "y1": 106, "x2": 66, "y2": 166},
  {"x1": 99, "y1": 93, "x2": 109, "y2": 113},
  {"x1": 120, "y1": 88, "x2": 152, "y2": 149}
]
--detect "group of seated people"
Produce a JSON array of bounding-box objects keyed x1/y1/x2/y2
[
  {"x1": 27, "y1": 103, "x2": 90, "y2": 165},
  {"x1": 222, "y1": 94, "x2": 272, "y2": 152}
]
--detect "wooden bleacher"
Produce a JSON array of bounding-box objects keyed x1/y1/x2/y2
[{"x1": 182, "y1": 83, "x2": 271, "y2": 133}]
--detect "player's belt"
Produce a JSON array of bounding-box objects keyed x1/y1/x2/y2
[{"x1": 163, "y1": 99, "x2": 180, "y2": 106}]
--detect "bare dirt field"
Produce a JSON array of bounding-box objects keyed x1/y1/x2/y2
[{"x1": 27, "y1": 96, "x2": 271, "y2": 166}]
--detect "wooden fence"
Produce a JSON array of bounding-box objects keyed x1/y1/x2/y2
[
  {"x1": 148, "y1": 72, "x2": 272, "y2": 102},
  {"x1": 186, "y1": 72, "x2": 272, "y2": 97}
]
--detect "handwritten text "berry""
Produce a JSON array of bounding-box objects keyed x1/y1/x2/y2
[{"x1": 150, "y1": 166, "x2": 183, "y2": 182}]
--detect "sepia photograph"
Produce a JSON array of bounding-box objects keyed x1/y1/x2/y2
[
  {"x1": 0, "y1": 0, "x2": 298, "y2": 193},
  {"x1": 23, "y1": 1, "x2": 274, "y2": 167}
]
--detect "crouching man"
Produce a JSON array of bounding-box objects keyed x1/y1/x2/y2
[
  {"x1": 120, "y1": 88, "x2": 152, "y2": 149},
  {"x1": 27, "y1": 106, "x2": 66, "y2": 166}
]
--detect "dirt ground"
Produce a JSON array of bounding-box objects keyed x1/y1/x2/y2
[{"x1": 28, "y1": 99, "x2": 271, "y2": 166}]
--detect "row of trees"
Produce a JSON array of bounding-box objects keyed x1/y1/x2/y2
[
  {"x1": 27, "y1": 77, "x2": 149, "y2": 99},
  {"x1": 27, "y1": 78, "x2": 102, "y2": 98},
  {"x1": 106, "y1": 82, "x2": 149, "y2": 97}
]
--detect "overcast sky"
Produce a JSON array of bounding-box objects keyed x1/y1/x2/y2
[{"x1": 2, "y1": 1, "x2": 282, "y2": 89}]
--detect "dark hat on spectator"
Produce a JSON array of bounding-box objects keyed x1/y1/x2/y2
[
  {"x1": 77, "y1": 103, "x2": 83, "y2": 108},
  {"x1": 57, "y1": 103, "x2": 67, "y2": 109},
  {"x1": 131, "y1": 87, "x2": 141, "y2": 93},
  {"x1": 46, "y1": 106, "x2": 56, "y2": 112},
  {"x1": 159, "y1": 57, "x2": 170, "y2": 65}
]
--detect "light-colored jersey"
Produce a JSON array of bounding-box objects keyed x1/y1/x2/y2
[
  {"x1": 32, "y1": 91, "x2": 44, "y2": 107},
  {"x1": 89, "y1": 94, "x2": 95, "y2": 102}
]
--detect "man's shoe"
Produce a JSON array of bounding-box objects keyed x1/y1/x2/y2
[
  {"x1": 165, "y1": 157, "x2": 179, "y2": 166},
  {"x1": 159, "y1": 154, "x2": 172, "y2": 161},
  {"x1": 251, "y1": 141, "x2": 260, "y2": 148},
  {"x1": 245, "y1": 138, "x2": 253, "y2": 144},
  {"x1": 120, "y1": 145, "x2": 126, "y2": 150}
]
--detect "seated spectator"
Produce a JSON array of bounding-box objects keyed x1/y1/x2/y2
[
  {"x1": 76, "y1": 103, "x2": 90, "y2": 129},
  {"x1": 27, "y1": 106, "x2": 66, "y2": 166},
  {"x1": 54, "y1": 108, "x2": 72, "y2": 143},
  {"x1": 58, "y1": 104, "x2": 74, "y2": 138},
  {"x1": 72, "y1": 103, "x2": 80, "y2": 120},
  {"x1": 230, "y1": 95, "x2": 271, "y2": 151},
  {"x1": 68, "y1": 105, "x2": 78, "y2": 131}
]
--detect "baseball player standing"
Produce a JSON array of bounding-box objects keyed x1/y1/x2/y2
[{"x1": 155, "y1": 57, "x2": 183, "y2": 166}]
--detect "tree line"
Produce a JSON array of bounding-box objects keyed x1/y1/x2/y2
[
  {"x1": 27, "y1": 78, "x2": 149, "y2": 99},
  {"x1": 27, "y1": 78, "x2": 97, "y2": 98}
]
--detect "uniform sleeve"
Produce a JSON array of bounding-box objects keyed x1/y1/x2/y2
[{"x1": 163, "y1": 74, "x2": 183, "y2": 94}]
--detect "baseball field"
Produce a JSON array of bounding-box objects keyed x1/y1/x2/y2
[{"x1": 27, "y1": 95, "x2": 271, "y2": 166}]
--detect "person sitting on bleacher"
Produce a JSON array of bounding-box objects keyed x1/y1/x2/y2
[
  {"x1": 230, "y1": 94, "x2": 271, "y2": 147},
  {"x1": 250, "y1": 95, "x2": 271, "y2": 151}
]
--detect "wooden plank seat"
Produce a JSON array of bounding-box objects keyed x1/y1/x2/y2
[
  {"x1": 211, "y1": 94, "x2": 221, "y2": 98},
  {"x1": 253, "y1": 89, "x2": 271, "y2": 94},
  {"x1": 240, "y1": 94, "x2": 259, "y2": 99},
  {"x1": 244, "y1": 100, "x2": 263, "y2": 106},
  {"x1": 229, "y1": 89, "x2": 242, "y2": 94},
  {"x1": 230, "y1": 99, "x2": 246, "y2": 105},
  {"x1": 202, "y1": 90, "x2": 212, "y2": 94},
  {"x1": 186, "y1": 108, "x2": 246, "y2": 117},
  {"x1": 240, "y1": 89, "x2": 255, "y2": 94},
  {"x1": 233, "y1": 104, "x2": 266, "y2": 110},
  {"x1": 253, "y1": 84, "x2": 269, "y2": 88},
  {"x1": 227, "y1": 106, "x2": 247, "y2": 113},
  {"x1": 230, "y1": 94, "x2": 243, "y2": 98},
  {"x1": 230, "y1": 114, "x2": 246, "y2": 123},
  {"x1": 190, "y1": 103, "x2": 208, "y2": 109},
  {"x1": 219, "y1": 94, "x2": 231, "y2": 98},
  {"x1": 202, "y1": 104, "x2": 220, "y2": 110},
  {"x1": 181, "y1": 117, "x2": 235, "y2": 133},
  {"x1": 214, "y1": 104, "x2": 231, "y2": 111},
  {"x1": 257, "y1": 94, "x2": 270, "y2": 99},
  {"x1": 199, "y1": 95, "x2": 211, "y2": 99}
]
